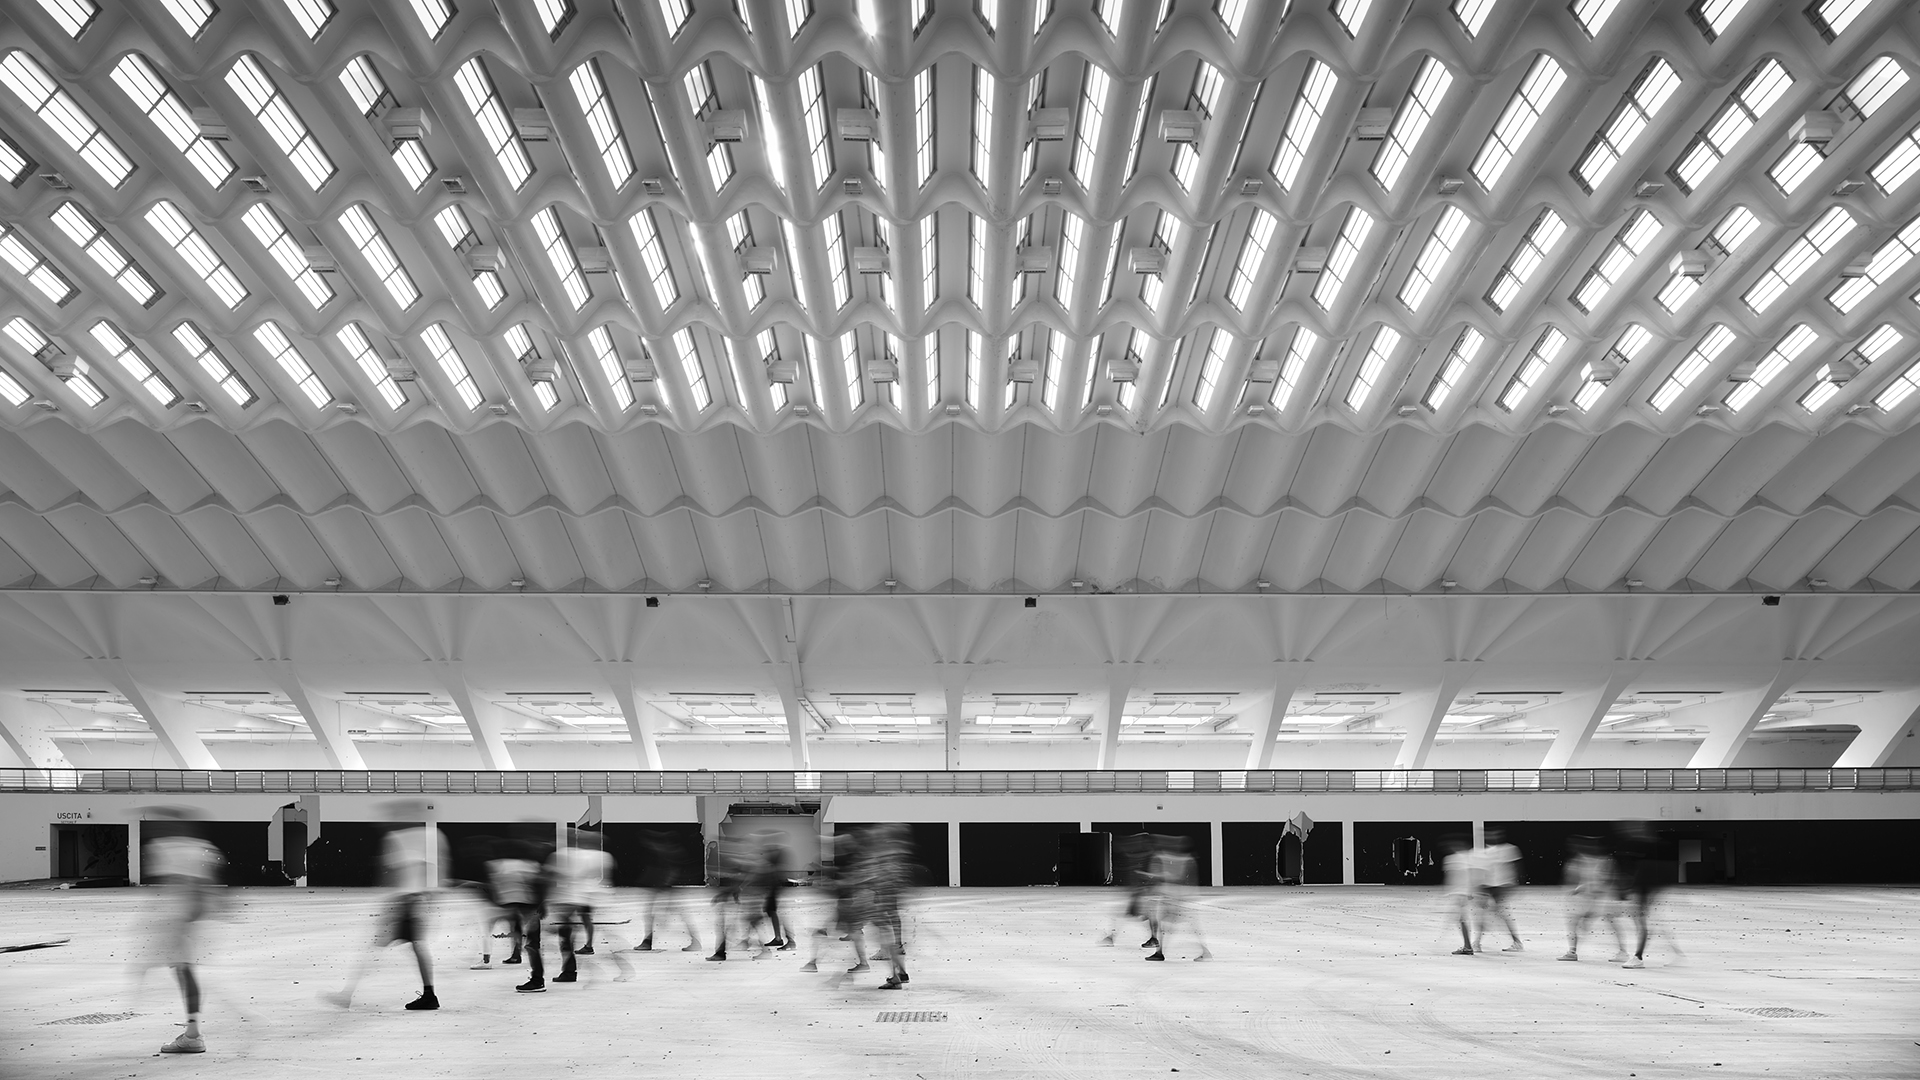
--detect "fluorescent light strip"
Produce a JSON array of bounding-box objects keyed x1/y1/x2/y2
[
  {"x1": 1571, "y1": 209, "x2": 1661, "y2": 313},
  {"x1": 455, "y1": 57, "x2": 533, "y2": 190},
  {"x1": 1668, "y1": 59, "x2": 1794, "y2": 195},
  {"x1": 51, "y1": 203, "x2": 159, "y2": 305},
  {"x1": 241, "y1": 204, "x2": 333, "y2": 308},
  {"x1": 171, "y1": 322, "x2": 254, "y2": 406},
  {"x1": 1371, "y1": 57, "x2": 1452, "y2": 192},
  {"x1": 1486, "y1": 209, "x2": 1568, "y2": 313},
  {"x1": 0, "y1": 51, "x2": 134, "y2": 187},
  {"x1": 1649, "y1": 324, "x2": 1736, "y2": 412},
  {"x1": 421, "y1": 324, "x2": 483, "y2": 410},
  {"x1": 1423, "y1": 326, "x2": 1484, "y2": 411},
  {"x1": 1573, "y1": 58, "x2": 1682, "y2": 194},
  {"x1": 1399, "y1": 205, "x2": 1470, "y2": 311},
  {"x1": 333, "y1": 323, "x2": 405, "y2": 408},
  {"x1": 1743, "y1": 206, "x2": 1855, "y2": 313},
  {"x1": 1470, "y1": 54, "x2": 1565, "y2": 190},
  {"x1": 111, "y1": 55, "x2": 235, "y2": 188},
  {"x1": 1498, "y1": 326, "x2": 1568, "y2": 411},
  {"x1": 89, "y1": 321, "x2": 179, "y2": 406},
  {"x1": 339, "y1": 204, "x2": 419, "y2": 308},
  {"x1": 1725, "y1": 324, "x2": 1817, "y2": 411}
]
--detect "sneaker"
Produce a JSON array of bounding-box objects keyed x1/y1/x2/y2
[
  {"x1": 554, "y1": 970, "x2": 578, "y2": 983},
  {"x1": 1144, "y1": 951, "x2": 1165, "y2": 962},
  {"x1": 469, "y1": 962, "x2": 492, "y2": 970},
  {"x1": 516, "y1": 978, "x2": 546, "y2": 993},
  {"x1": 635, "y1": 939, "x2": 653, "y2": 952},
  {"x1": 1622, "y1": 958, "x2": 1644, "y2": 969},
  {"x1": 1608, "y1": 953, "x2": 1629, "y2": 964},
  {"x1": 879, "y1": 977, "x2": 903, "y2": 990},
  {"x1": 897, "y1": 971, "x2": 910, "y2": 984},
  {"x1": 1141, "y1": 938, "x2": 1159, "y2": 949},
  {"x1": 404, "y1": 993, "x2": 439, "y2": 1011},
  {"x1": 1451, "y1": 947, "x2": 1474, "y2": 956},
  {"x1": 706, "y1": 952, "x2": 727, "y2": 962},
  {"x1": 1195, "y1": 950, "x2": 1212, "y2": 962},
  {"x1": 847, "y1": 962, "x2": 869, "y2": 973},
  {"x1": 1557, "y1": 952, "x2": 1579, "y2": 962},
  {"x1": 800, "y1": 960, "x2": 818, "y2": 972},
  {"x1": 764, "y1": 939, "x2": 785, "y2": 948},
  {"x1": 1502, "y1": 942, "x2": 1524, "y2": 953},
  {"x1": 160, "y1": 1034, "x2": 205, "y2": 1054},
  {"x1": 577, "y1": 945, "x2": 595, "y2": 956},
  {"x1": 682, "y1": 943, "x2": 703, "y2": 953},
  {"x1": 777, "y1": 940, "x2": 796, "y2": 951},
  {"x1": 503, "y1": 954, "x2": 522, "y2": 965}
]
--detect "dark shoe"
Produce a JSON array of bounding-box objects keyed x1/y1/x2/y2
[
  {"x1": 897, "y1": 971, "x2": 910, "y2": 984},
  {"x1": 682, "y1": 942, "x2": 702, "y2": 953},
  {"x1": 800, "y1": 960, "x2": 818, "y2": 972},
  {"x1": 879, "y1": 977, "x2": 903, "y2": 989},
  {"x1": 1452, "y1": 946, "x2": 1474, "y2": 956},
  {"x1": 405, "y1": 993, "x2": 439, "y2": 1010},
  {"x1": 763, "y1": 939, "x2": 785, "y2": 948},
  {"x1": 1141, "y1": 938, "x2": 1159, "y2": 949},
  {"x1": 777, "y1": 939, "x2": 796, "y2": 951},
  {"x1": 502, "y1": 954, "x2": 522, "y2": 965},
  {"x1": 554, "y1": 968, "x2": 577, "y2": 983},
  {"x1": 706, "y1": 951, "x2": 726, "y2": 962},
  {"x1": 847, "y1": 962, "x2": 869, "y2": 973},
  {"x1": 516, "y1": 978, "x2": 546, "y2": 993},
  {"x1": 635, "y1": 939, "x2": 653, "y2": 952},
  {"x1": 1144, "y1": 952, "x2": 1165, "y2": 962},
  {"x1": 577, "y1": 945, "x2": 595, "y2": 955}
]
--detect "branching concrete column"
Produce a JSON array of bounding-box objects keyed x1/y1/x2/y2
[
  {"x1": 0, "y1": 694, "x2": 70, "y2": 769},
  {"x1": 433, "y1": 662, "x2": 515, "y2": 771},
  {"x1": 941, "y1": 664, "x2": 967, "y2": 771},
  {"x1": 1834, "y1": 689, "x2": 1920, "y2": 768},
  {"x1": 1095, "y1": 665, "x2": 1132, "y2": 770},
  {"x1": 1393, "y1": 663, "x2": 1477, "y2": 770},
  {"x1": 601, "y1": 662, "x2": 663, "y2": 770},
  {"x1": 1244, "y1": 664, "x2": 1309, "y2": 770},
  {"x1": 96, "y1": 662, "x2": 219, "y2": 770},
  {"x1": 777, "y1": 599, "x2": 811, "y2": 771},
  {"x1": 264, "y1": 662, "x2": 365, "y2": 770},
  {"x1": 1686, "y1": 662, "x2": 1816, "y2": 769},
  {"x1": 1539, "y1": 663, "x2": 1647, "y2": 770}
]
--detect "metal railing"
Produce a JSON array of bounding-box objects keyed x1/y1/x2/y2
[{"x1": 0, "y1": 768, "x2": 1914, "y2": 796}]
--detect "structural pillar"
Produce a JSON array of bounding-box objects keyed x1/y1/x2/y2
[
  {"x1": 1095, "y1": 665, "x2": 1131, "y2": 770},
  {"x1": 947, "y1": 821, "x2": 961, "y2": 886},
  {"x1": 1686, "y1": 662, "x2": 1815, "y2": 769},
  {"x1": 0, "y1": 694, "x2": 71, "y2": 770},
  {"x1": 95, "y1": 662, "x2": 219, "y2": 770},
  {"x1": 940, "y1": 664, "x2": 966, "y2": 771},
  {"x1": 1393, "y1": 663, "x2": 1476, "y2": 770},
  {"x1": 264, "y1": 662, "x2": 366, "y2": 769},
  {"x1": 1341, "y1": 821, "x2": 1355, "y2": 884},
  {"x1": 1833, "y1": 689, "x2": 1920, "y2": 768},
  {"x1": 433, "y1": 662, "x2": 515, "y2": 771},
  {"x1": 1539, "y1": 662, "x2": 1646, "y2": 770},
  {"x1": 1209, "y1": 821, "x2": 1224, "y2": 888},
  {"x1": 603, "y1": 663, "x2": 663, "y2": 770},
  {"x1": 1244, "y1": 664, "x2": 1309, "y2": 770}
]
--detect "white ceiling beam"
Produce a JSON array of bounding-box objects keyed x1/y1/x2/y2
[
  {"x1": 93, "y1": 662, "x2": 220, "y2": 770},
  {"x1": 1392, "y1": 662, "x2": 1478, "y2": 770},
  {"x1": 0, "y1": 693, "x2": 71, "y2": 770},
  {"x1": 776, "y1": 597, "x2": 811, "y2": 770},
  {"x1": 1538, "y1": 662, "x2": 1648, "y2": 770},
  {"x1": 1685, "y1": 662, "x2": 1819, "y2": 769},
  {"x1": 601, "y1": 661, "x2": 663, "y2": 770},
  {"x1": 1832, "y1": 689, "x2": 1920, "y2": 768},
  {"x1": 941, "y1": 663, "x2": 967, "y2": 771},
  {"x1": 1094, "y1": 665, "x2": 1132, "y2": 770},
  {"x1": 262, "y1": 661, "x2": 365, "y2": 770},
  {"x1": 1243, "y1": 664, "x2": 1309, "y2": 770},
  {"x1": 433, "y1": 662, "x2": 515, "y2": 771}
]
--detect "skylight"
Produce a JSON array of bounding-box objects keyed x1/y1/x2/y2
[
  {"x1": 920, "y1": 217, "x2": 939, "y2": 311},
  {"x1": 822, "y1": 212, "x2": 851, "y2": 308},
  {"x1": 1569, "y1": 0, "x2": 1626, "y2": 37},
  {"x1": 1801, "y1": 325, "x2": 1900, "y2": 411},
  {"x1": 421, "y1": 324, "x2": 483, "y2": 411},
  {"x1": 0, "y1": 367, "x2": 29, "y2": 407},
  {"x1": 89, "y1": 321, "x2": 179, "y2": 406},
  {"x1": 339, "y1": 204, "x2": 420, "y2": 308},
  {"x1": 1312, "y1": 207, "x2": 1374, "y2": 310},
  {"x1": 1649, "y1": 324, "x2": 1736, "y2": 411},
  {"x1": 971, "y1": 66, "x2": 995, "y2": 185},
  {"x1": 670, "y1": 327, "x2": 709, "y2": 411},
  {"x1": 1807, "y1": 0, "x2": 1874, "y2": 41},
  {"x1": 785, "y1": 0, "x2": 810, "y2": 36},
  {"x1": 1170, "y1": 62, "x2": 1225, "y2": 191},
  {"x1": 405, "y1": 0, "x2": 454, "y2": 38},
  {"x1": 1874, "y1": 358, "x2": 1920, "y2": 411},
  {"x1": 435, "y1": 205, "x2": 505, "y2": 309},
  {"x1": 1035, "y1": 328, "x2": 1061, "y2": 410},
  {"x1": 780, "y1": 218, "x2": 807, "y2": 309},
  {"x1": 1071, "y1": 63, "x2": 1112, "y2": 190},
  {"x1": 967, "y1": 214, "x2": 987, "y2": 308},
  {"x1": 799, "y1": 63, "x2": 832, "y2": 189},
  {"x1": 1056, "y1": 213, "x2": 1086, "y2": 308},
  {"x1": 226, "y1": 56, "x2": 336, "y2": 191},
  {"x1": 1193, "y1": 328, "x2": 1232, "y2": 411},
  {"x1": 1371, "y1": 57, "x2": 1452, "y2": 191},
  {"x1": 1573, "y1": 58, "x2": 1682, "y2": 194},
  {"x1": 1399, "y1": 206, "x2": 1470, "y2": 311},
  {"x1": 531, "y1": 207, "x2": 589, "y2": 311},
  {"x1": 0, "y1": 224, "x2": 77, "y2": 305},
  {"x1": 1344, "y1": 325, "x2": 1400, "y2": 410},
  {"x1": 1272, "y1": 61, "x2": 1336, "y2": 191},
  {"x1": 50, "y1": 203, "x2": 159, "y2": 305},
  {"x1": 1423, "y1": 326, "x2": 1484, "y2": 411},
  {"x1": 1656, "y1": 205, "x2": 1762, "y2": 310},
  {"x1": 1828, "y1": 216, "x2": 1920, "y2": 314},
  {"x1": 257, "y1": 320, "x2": 332, "y2": 405},
  {"x1": 505, "y1": 324, "x2": 557, "y2": 411},
  {"x1": 455, "y1": 57, "x2": 533, "y2": 189},
  {"x1": 1121, "y1": 75, "x2": 1157, "y2": 182},
  {"x1": 1742, "y1": 206, "x2": 1855, "y2": 313},
  {"x1": 1098, "y1": 225, "x2": 1124, "y2": 306},
  {"x1": 32, "y1": 0, "x2": 97, "y2": 37},
  {"x1": 1486, "y1": 209, "x2": 1568, "y2": 313},
  {"x1": 964, "y1": 330, "x2": 983, "y2": 409},
  {"x1": 146, "y1": 200, "x2": 249, "y2": 309},
  {"x1": 337, "y1": 58, "x2": 433, "y2": 190},
  {"x1": 655, "y1": 0, "x2": 690, "y2": 34},
  {"x1": 0, "y1": 51, "x2": 134, "y2": 187},
  {"x1": 1471, "y1": 54, "x2": 1565, "y2": 190},
  {"x1": 280, "y1": 0, "x2": 336, "y2": 39},
  {"x1": 171, "y1": 322, "x2": 254, "y2": 407},
  {"x1": 570, "y1": 60, "x2": 634, "y2": 189},
  {"x1": 1689, "y1": 0, "x2": 1756, "y2": 40},
  {"x1": 1771, "y1": 57, "x2": 1906, "y2": 195},
  {"x1": 1217, "y1": 0, "x2": 1251, "y2": 35},
  {"x1": 1331, "y1": 0, "x2": 1373, "y2": 36},
  {"x1": 1872, "y1": 121, "x2": 1920, "y2": 195},
  {"x1": 587, "y1": 326, "x2": 634, "y2": 410},
  {"x1": 1451, "y1": 0, "x2": 1496, "y2": 36},
  {"x1": 913, "y1": 68, "x2": 935, "y2": 187},
  {"x1": 157, "y1": 0, "x2": 216, "y2": 37},
  {"x1": 1669, "y1": 59, "x2": 1794, "y2": 194},
  {"x1": 112, "y1": 55, "x2": 236, "y2": 189},
  {"x1": 1226, "y1": 210, "x2": 1279, "y2": 311},
  {"x1": 858, "y1": 69, "x2": 886, "y2": 191},
  {"x1": 1571, "y1": 209, "x2": 1661, "y2": 313},
  {"x1": 0, "y1": 130, "x2": 31, "y2": 187},
  {"x1": 838, "y1": 331, "x2": 863, "y2": 407},
  {"x1": 334, "y1": 322, "x2": 406, "y2": 409},
  {"x1": 1498, "y1": 325, "x2": 1568, "y2": 411},
  {"x1": 1573, "y1": 323, "x2": 1651, "y2": 411},
  {"x1": 631, "y1": 209, "x2": 679, "y2": 310},
  {"x1": 1725, "y1": 324, "x2": 1817, "y2": 411},
  {"x1": 10, "y1": 318, "x2": 103, "y2": 406},
  {"x1": 241, "y1": 204, "x2": 333, "y2": 308}
]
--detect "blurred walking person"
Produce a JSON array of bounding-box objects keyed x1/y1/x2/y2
[
  {"x1": 1474, "y1": 828, "x2": 1523, "y2": 953},
  {"x1": 1441, "y1": 836, "x2": 1478, "y2": 955},
  {"x1": 1143, "y1": 836, "x2": 1209, "y2": 962},
  {"x1": 634, "y1": 830, "x2": 701, "y2": 954},
  {"x1": 547, "y1": 830, "x2": 629, "y2": 983},
  {"x1": 1098, "y1": 832, "x2": 1158, "y2": 949},
  {"x1": 1559, "y1": 836, "x2": 1626, "y2": 962},
  {"x1": 135, "y1": 809, "x2": 225, "y2": 1054},
  {"x1": 328, "y1": 805, "x2": 448, "y2": 1011}
]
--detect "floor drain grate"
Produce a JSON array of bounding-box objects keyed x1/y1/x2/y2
[
  {"x1": 44, "y1": 1012, "x2": 141, "y2": 1026},
  {"x1": 877, "y1": 1011, "x2": 948, "y2": 1023},
  {"x1": 1736, "y1": 1007, "x2": 1825, "y2": 1018}
]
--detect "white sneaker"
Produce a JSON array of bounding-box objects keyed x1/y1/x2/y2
[
  {"x1": 160, "y1": 1033, "x2": 205, "y2": 1054},
  {"x1": 1622, "y1": 958, "x2": 1644, "y2": 969}
]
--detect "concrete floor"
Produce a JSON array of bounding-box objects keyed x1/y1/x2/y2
[{"x1": 0, "y1": 885, "x2": 1914, "y2": 1079}]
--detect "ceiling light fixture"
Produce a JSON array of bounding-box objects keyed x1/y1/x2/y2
[
  {"x1": 509, "y1": 577, "x2": 526, "y2": 588},
  {"x1": 1625, "y1": 578, "x2": 1645, "y2": 588},
  {"x1": 696, "y1": 580, "x2": 712, "y2": 590}
]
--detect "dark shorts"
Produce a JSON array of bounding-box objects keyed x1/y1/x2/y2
[{"x1": 382, "y1": 894, "x2": 425, "y2": 944}]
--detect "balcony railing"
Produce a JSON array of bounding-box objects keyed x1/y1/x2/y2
[{"x1": 0, "y1": 767, "x2": 1913, "y2": 796}]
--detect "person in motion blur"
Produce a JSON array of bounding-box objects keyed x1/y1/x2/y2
[
  {"x1": 1441, "y1": 835, "x2": 1479, "y2": 955},
  {"x1": 328, "y1": 804, "x2": 449, "y2": 1011},
  {"x1": 1559, "y1": 835, "x2": 1626, "y2": 962},
  {"x1": 1612, "y1": 822, "x2": 1681, "y2": 969},
  {"x1": 136, "y1": 809, "x2": 225, "y2": 1054},
  {"x1": 546, "y1": 829, "x2": 630, "y2": 983},
  {"x1": 634, "y1": 830, "x2": 701, "y2": 954},
  {"x1": 1143, "y1": 835, "x2": 1209, "y2": 962},
  {"x1": 1473, "y1": 828, "x2": 1524, "y2": 953},
  {"x1": 1098, "y1": 832, "x2": 1159, "y2": 949}
]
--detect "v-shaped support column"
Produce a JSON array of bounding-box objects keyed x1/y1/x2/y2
[
  {"x1": 1686, "y1": 663, "x2": 1816, "y2": 769},
  {"x1": 1393, "y1": 663, "x2": 1477, "y2": 770}
]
